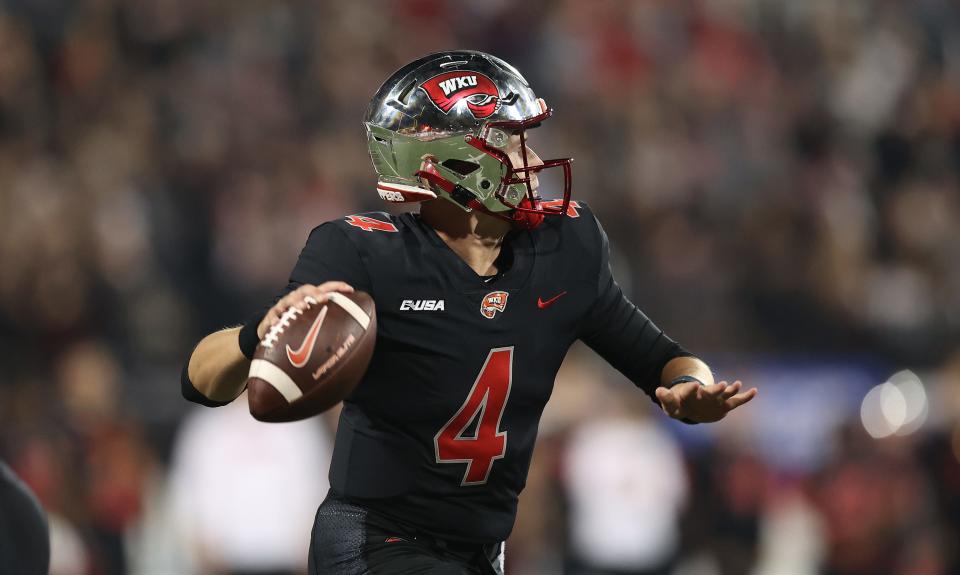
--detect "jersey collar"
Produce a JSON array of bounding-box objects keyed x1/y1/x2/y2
[{"x1": 405, "y1": 213, "x2": 535, "y2": 292}]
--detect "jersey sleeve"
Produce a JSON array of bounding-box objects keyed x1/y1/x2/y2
[
  {"x1": 237, "y1": 222, "x2": 373, "y2": 359},
  {"x1": 288, "y1": 222, "x2": 372, "y2": 290},
  {"x1": 577, "y1": 214, "x2": 692, "y2": 401}
]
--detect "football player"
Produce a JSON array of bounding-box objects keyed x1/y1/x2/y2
[
  {"x1": 0, "y1": 461, "x2": 49, "y2": 575},
  {"x1": 182, "y1": 51, "x2": 757, "y2": 574}
]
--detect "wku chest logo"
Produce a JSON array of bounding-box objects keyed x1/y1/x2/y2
[
  {"x1": 480, "y1": 291, "x2": 509, "y2": 319},
  {"x1": 420, "y1": 71, "x2": 501, "y2": 119}
]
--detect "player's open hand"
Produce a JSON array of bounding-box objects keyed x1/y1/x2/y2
[
  {"x1": 257, "y1": 282, "x2": 355, "y2": 340},
  {"x1": 654, "y1": 380, "x2": 757, "y2": 423}
]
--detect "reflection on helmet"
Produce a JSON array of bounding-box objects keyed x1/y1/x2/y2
[{"x1": 363, "y1": 50, "x2": 573, "y2": 229}]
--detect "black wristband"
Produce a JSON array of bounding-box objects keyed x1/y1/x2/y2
[
  {"x1": 238, "y1": 316, "x2": 263, "y2": 360},
  {"x1": 670, "y1": 374, "x2": 706, "y2": 387}
]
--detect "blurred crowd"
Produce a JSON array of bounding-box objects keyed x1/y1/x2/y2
[{"x1": 0, "y1": 0, "x2": 958, "y2": 574}]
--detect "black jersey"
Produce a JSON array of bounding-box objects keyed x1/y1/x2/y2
[{"x1": 233, "y1": 202, "x2": 688, "y2": 543}]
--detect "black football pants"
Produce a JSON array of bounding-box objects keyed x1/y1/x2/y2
[{"x1": 308, "y1": 491, "x2": 504, "y2": 575}]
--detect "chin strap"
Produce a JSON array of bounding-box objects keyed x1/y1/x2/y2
[{"x1": 513, "y1": 196, "x2": 545, "y2": 230}]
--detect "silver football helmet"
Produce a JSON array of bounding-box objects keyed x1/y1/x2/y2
[{"x1": 363, "y1": 50, "x2": 573, "y2": 229}]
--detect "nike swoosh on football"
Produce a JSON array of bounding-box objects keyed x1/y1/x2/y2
[
  {"x1": 537, "y1": 291, "x2": 567, "y2": 309},
  {"x1": 286, "y1": 306, "x2": 328, "y2": 368}
]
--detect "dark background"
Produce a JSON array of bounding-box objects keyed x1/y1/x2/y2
[{"x1": 0, "y1": 1, "x2": 958, "y2": 574}]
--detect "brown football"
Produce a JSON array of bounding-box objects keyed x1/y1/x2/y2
[{"x1": 246, "y1": 291, "x2": 376, "y2": 422}]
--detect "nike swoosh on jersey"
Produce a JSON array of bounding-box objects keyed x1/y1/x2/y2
[
  {"x1": 286, "y1": 305, "x2": 328, "y2": 368},
  {"x1": 537, "y1": 291, "x2": 567, "y2": 309}
]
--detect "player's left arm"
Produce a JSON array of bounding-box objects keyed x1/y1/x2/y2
[{"x1": 577, "y1": 213, "x2": 756, "y2": 423}]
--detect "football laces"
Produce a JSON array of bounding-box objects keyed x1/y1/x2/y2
[{"x1": 261, "y1": 297, "x2": 317, "y2": 349}]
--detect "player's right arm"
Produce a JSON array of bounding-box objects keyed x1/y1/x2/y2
[
  {"x1": 181, "y1": 221, "x2": 371, "y2": 407},
  {"x1": 182, "y1": 283, "x2": 355, "y2": 406},
  {"x1": 182, "y1": 326, "x2": 250, "y2": 406}
]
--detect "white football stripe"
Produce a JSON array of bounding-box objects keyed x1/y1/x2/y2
[
  {"x1": 327, "y1": 292, "x2": 371, "y2": 330},
  {"x1": 249, "y1": 359, "x2": 303, "y2": 403}
]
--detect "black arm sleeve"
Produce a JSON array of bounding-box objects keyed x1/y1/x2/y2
[
  {"x1": 578, "y1": 217, "x2": 692, "y2": 401},
  {"x1": 180, "y1": 358, "x2": 231, "y2": 408},
  {"x1": 237, "y1": 222, "x2": 372, "y2": 359}
]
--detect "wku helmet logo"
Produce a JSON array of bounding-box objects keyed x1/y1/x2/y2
[
  {"x1": 480, "y1": 291, "x2": 509, "y2": 319},
  {"x1": 420, "y1": 71, "x2": 501, "y2": 119}
]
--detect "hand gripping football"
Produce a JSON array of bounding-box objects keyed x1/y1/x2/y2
[{"x1": 246, "y1": 292, "x2": 376, "y2": 422}]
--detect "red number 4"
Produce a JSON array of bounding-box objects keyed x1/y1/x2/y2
[
  {"x1": 434, "y1": 347, "x2": 513, "y2": 486},
  {"x1": 344, "y1": 215, "x2": 398, "y2": 232}
]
